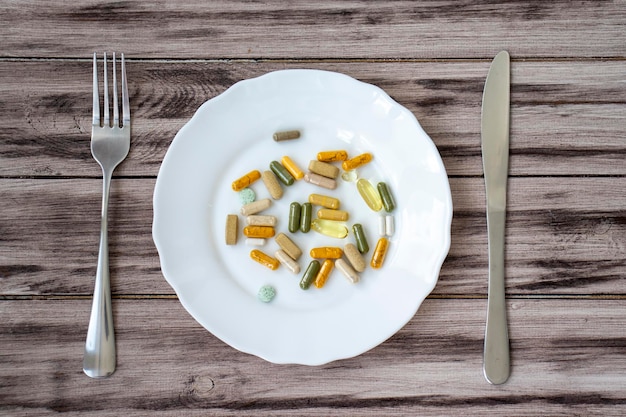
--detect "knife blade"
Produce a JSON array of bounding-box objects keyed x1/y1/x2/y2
[{"x1": 481, "y1": 50, "x2": 511, "y2": 385}]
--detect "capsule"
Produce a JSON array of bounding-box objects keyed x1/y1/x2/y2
[
  {"x1": 314, "y1": 259, "x2": 334, "y2": 289},
  {"x1": 246, "y1": 215, "x2": 277, "y2": 227},
  {"x1": 352, "y1": 223, "x2": 370, "y2": 253},
  {"x1": 300, "y1": 202, "x2": 312, "y2": 233},
  {"x1": 341, "y1": 170, "x2": 358, "y2": 182},
  {"x1": 377, "y1": 182, "x2": 396, "y2": 212},
  {"x1": 288, "y1": 202, "x2": 302, "y2": 233},
  {"x1": 241, "y1": 198, "x2": 271, "y2": 216},
  {"x1": 317, "y1": 208, "x2": 349, "y2": 222},
  {"x1": 261, "y1": 170, "x2": 283, "y2": 200},
  {"x1": 317, "y1": 150, "x2": 348, "y2": 162},
  {"x1": 309, "y1": 193, "x2": 340, "y2": 209},
  {"x1": 308, "y1": 160, "x2": 340, "y2": 179},
  {"x1": 273, "y1": 130, "x2": 301, "y2": 142},
  {"x1": 335, "y1": 258, "x2": 360, "y2": 284},
  {"x1": 344, "y1": 243, "x2": 366, "y2": 272},
  {"x1": 356, "y1": 178, "x2": 383, "y2": 211},
  {"x1": 250, "y1": 249, "x2": 280, "y2": 270},
  {"x1": 281, "y1": 156, "x2": 305, "y2": 180},
  {"x1": 300, "y1": 260, "x2": 321, "y2": 290},
  {"x1": 310, "y1": 246, "x2": 343, "y2": 259},
  {"x1": 304, "y1": 172, "x2": 337, "y2": 190},
  {"x1": 385, "y1": 215, "x2": 395, "y2": 237},
  {"x1": 243, "y1": 226, "x2": 275, "y2": 238},
  {"x1": 269, "y1": 160, "x2": 295, "y2": 186},
  {"x1": 311, "y1": 218, "x2": 349, "y2": 239},
  {"x1": 232, "y1": 170, "x2": 261, "y2": 192},
  {"x1": 275, "y1": 249, "x2": 301, "y2": 274},
  {"x1": 225, "y1": 214, "x2": 238, "y2": 245},
  {"x1": 342, "y1": 152, "x2": 372, "y2": 171},
  {"x1": 370, "y1": 237, "x2": 389, "y2": 269},
  {"x1": 275, "y1": 232, "x2": 303, "y2": 260},
  {"x1": 245, "y1": 238, "x2": 266, "y2": 246},
  {"x1": 378, "y1": 215, "x2": 386, "y2": 236}
]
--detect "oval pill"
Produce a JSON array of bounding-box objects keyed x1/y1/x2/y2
[
  {"x1": 241, "y1": 198, "x2": 271, "y2": 216},
  {"x1": 261, "y1": 170, "x2": 283, "y2": 200},
  {"x1": 273, "y1": 130, "x2": 301, "y2": 142},
  {"x1": 243, "y1": 226, "x2": 275, "y2": 238},
  {"x1": 288, "y1": 202, "x2": 302, "y2": 233},
  {"x1": 314, "y1": 259, "x2": 334, "y2": 289},
  {"x1": 250, "y1": 249, "x2": 280, "y2": 270},
  {"x1": 275, "y1": 232, "x2": 303, "y2": 260},
  {"x1": 342, "y1": 152, "x2": 372, "y2": 171},
  {"x1": 304, "y1": 172, "x2": 337, "y2": 190},
  {"x1": 377, "y1": 182, "x2": 396, "y2": 212},
  {"x1": 309, "y1": 193, "x2": 340, "y2": 209},
  {"x1": 370, "y1": 237, "x2": 389, "y2": 269},
  {"x1": 357, "y1": 178, "x2": 383, "y2": 211},
  {"x1": 232, "y1": 170, "x2": 261, "y2": 192},
  {"x1": 352, "y1": 223, "x2": 370, "y2": 253},
  {"x1": 300, "y1": 202, "x2": 312, "y2": 233},
  {"x1": 275, "y1": 249, "x2": 301, "y2": 274},
  {"x1": 239, "y1": 188, "x2": 256, "y2": 205},
  {"x1": 335, "y1": 258, "x2": 360, "y2": 284},
  {"x1": 246, "y1": 215, "x2": 277, "y2": 227},
  {"x1": 317, "y1": 150, "x2": 348, "y2": 162},
  {"x1": 281, "y1": 156, "x2": 305, "y2": 180},
  {"x1": 311, "y1": 219, "x2": 348, "y2": 239},
  {"x1": 308, "y1": 160, "x2": 340, "y2": 179},
  {"x1": 300, "y1": 260, "x2": 321, "y2": 290},
  {"x1": 310, "y1": 246, "x2": 343, "y2": 259},
  {"x1": 344, "y1": 243, "x2": 366, "y2": 272},
  {"x1": 269, "y1": 160, "x2": 295, "y2": 186},
  {"x1": 257, "y1": 284, "x2": 276, "y2": 302}
]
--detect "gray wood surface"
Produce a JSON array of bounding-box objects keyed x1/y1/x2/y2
[{"x1": 1, "y1": 1, "x2": 625, "y2": 416}]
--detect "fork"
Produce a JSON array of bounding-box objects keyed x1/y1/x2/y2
[{"x1": 83, "y1": 52, "x2": 130, "y2": 378}]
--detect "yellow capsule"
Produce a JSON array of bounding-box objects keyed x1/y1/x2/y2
[
  {"x1": 310, "y1": 246, "x2": 343, "y2": 259},
  {"x1": 281, "y1": 156, "x2": 305, "y2": 180},
  {"x1": 310, "y1": 219, "x2": 348, "y2": 239},
  {"x1": 232, "y1": 170, "x2": 261, "y2": 191},
  {"x1": 309, "y1": 193, "x2": 340, "y2": 209},
  {"x1": 356, "y1": 179, "x2": 383, "y2": 211},
  {"x1": 317, "y1": 150, "x2": 348, "y2": 162},
  {"x1": 250, "y1": 249, "x2": 280, "y2": 270},
  {"x1": 317, "y1": 208, "x2": 349, "y2": 221},
  {"x1": 342, "y1": 152, "x2": 372, "y2": 171},
  {"x1": 243, "y1": 226, "x2": 275, "y2": 238},
  {"x1": 370, "y1": 237, "x2": 389, "y2": 269},
  {"x1": 314, "y1": 259, "x2": 334, "y2": 289}
]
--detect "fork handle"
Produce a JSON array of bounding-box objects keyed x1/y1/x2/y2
[{"x1": 84, "y1": 170, "x2": 116, "y2": 378}]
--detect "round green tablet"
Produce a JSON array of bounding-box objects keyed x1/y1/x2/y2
[
  {"x1": 239, "y1": 188, "x2": 256, "y2": 205},
  {"x1": 257, "y1": 285, "x2": 276, "y2": 303}
]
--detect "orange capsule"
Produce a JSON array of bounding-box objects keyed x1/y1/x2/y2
[
  {"x1": 342, "y1": 153, "x2": 373, "y2": 171},
  {"x1": 317, "y1": 150, "x2": 348, "y2": 162},
  {"x1": 314, "y1": 259, "x2": 334, "y2": 288},
  {"x1": 317, "y1": 208, "x2": 349, "y2": 221},
  {"x1": 243, "y1": 226, "x2": 275, "y2": 238},
  {"x1": 370, "y1": 237, "x2": 389, "y2": 269},
  {"x1": 310, "y1": 246, "x2": 343, "y2": 259},
  {"x1": 250, "y1": 249, "x2": 279, "y2": 270},
  {"x1": 232, "y1": 170, "x2": 261, "y2": 191},
  {"x1": 281, "y1": 156, "x2": 305, "y2": 180}
]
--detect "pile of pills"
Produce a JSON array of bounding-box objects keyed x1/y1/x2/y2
[{"x1": 224, "y1": 130, "x2": 396, "y2": 303}]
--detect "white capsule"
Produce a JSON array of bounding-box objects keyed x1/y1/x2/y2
[
  {"x1": 275, "y1": 249, "x2": 301, "y2": 274},
  {"x1": 385, "y1": 215, "x2": 395, "y2": 237},
  {"x1": 246, "y1": 215, "x2": 278, "y2": 227},
  {"x1": 378, "y1": 215, "x2": 386, "y2": 236},
  {"x1": 245, "y1": 238, "x2": 266, "y2": 246},
  {"x1": 335, "y1": 258, "x2": 360, "y2": 284}
]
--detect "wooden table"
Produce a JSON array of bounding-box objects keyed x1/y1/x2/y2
[{"x1": 1, "y1": 1, "x2": 625, "y2": 415}]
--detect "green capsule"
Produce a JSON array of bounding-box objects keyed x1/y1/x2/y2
[
  {"x1": 300, "y1": 260, "x2": 321, "y2": 290},
  {"x1": 377, "y1": 182, "x2": 396, "y2": 212},
  {"x1": 288, "y1": 202, "x2": 302, "y2": 233},
  {"x1": 352, "y1": 223, "x2": 370, "y2": 253},
  {"x1": 269, "y1": 161, "x2": 295, "y2": 186},
  {"x1": 300, "y1": 202, "x2": 312, "y2": 233}
]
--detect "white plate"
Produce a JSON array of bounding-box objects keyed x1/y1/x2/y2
[{"x1": 152, "y1": 69, "x2": 452, "y2": 365}]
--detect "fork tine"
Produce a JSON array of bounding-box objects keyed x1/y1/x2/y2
[
  {"x1": 121, "y1": 53, "x2": 130, "y2": 124},
  {"x1": 103, "y1": 52, "x2": 110, "y2": 126},
  {"x1": 112, "y1": 53, "x2": 119, "y2": 127},
  {"x1": 92, "y1": 53, "x2": 100, "y2": 126}
]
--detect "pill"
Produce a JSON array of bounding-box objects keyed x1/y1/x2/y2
[
  {"x1": 232, "y1": 170, "x2": 261, "y2": 192},
  {"x1": 342, "y1": 152, "x2": 372, "y2": 171},
  {"x1": 314, "y1": 259, "x2": 334, "y2": 289},
  {"x1": 385, "y1": 215, "x2": 395, "y2": 236},
  {"x1": 239, "y1": 188, "x2": 256, "y2": 205},
  {"x1": 311, "y1": 218, "x2": 349, "y2": 239},
  {"x1": 335, "y1": 258, "x2": 360, "y2": 284},
  {"x1": 288, "y1": 202, "x2": 302, "y2": 233},
  {"x1": 241, "y1": 198, "x2": 271, "y2": 216},
  {"x1": 317, "y1": 150, "x2": 348, "y2": 162},
  {"x1": 309, "y1": 193, "x2": 340, "y2": 209},
  {"x1": 341, "y1": 170, "x2": 358, "y2": 182},
  {"x1": 377, "y1": 182, "x2": 396, "y2": 212},
  {"x1": 352, "y1": 223, "x2": 370, "y2": 253},
  {"x1": 308, "y1": 160, "x2": 340, "y2": 179},
  {"x1": 275, "y1": 249, "x2": 301, "y2": 274},
  {"x1": 225, "y1": 214, "x2": 238, "y2": 245},
  {"x1": 275, "y1": 232, "x2": 303, "y2": 260},
  {"x1": 250, "y1": 249, "x2": 280, "y2": 270},
  {"x1": 243, "y1": 226, "x2": 275, "y2": 238},
  {"x1": 281, "y1": 156, "x2": 305, "y2": 180},
  {"x1": 357, "y1": 178, "x2": 383, "y2": 211},
  {"x1": 273, "y1": 130, "x2": 301, "y2": 142},
  {"x1": 300, "y1": 202, "x2": 312, "y2": 233},
  {"x1": 317, "y1": 208, "x2": 349, "y2": 222},
  {"x1": 261, "y1": 170, "x2": 283, "y2": 200},
  {"x1": 245, "y1": 238, "x2": 266, "y2": 246},
  {"x1": 310, "y1": 246, "x2": 343, "y2": 259},
  {"x1": 246, "y1": 215, "x2": 277, "y2": 227},
  {"x1": 300, "y1": 260, "x2": 321, "y2": 290},
  {"x1": 304, "y1": 172, "x2": 337, "y2": 190},
  {"x1": 378, "y1": 215, "x2": 386, "y2": 236},
  {"x1": 370, "y1": 237, "x2": 389, "y2": 269},
  {"x1": 270, "y1": 161, "x2": 295, "y2": 186},
  {"x1": 257, "y1": 284, "x2": 276, "y2": 302},
  {"x1": 344, "y1": 243, "x2": 366, "y2": 272}
]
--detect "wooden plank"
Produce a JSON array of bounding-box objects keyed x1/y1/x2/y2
[
  {"x1": 0, "y1": 60, "x2": 624, "y2": 177},
  {"x1": 1, "y1": 1, "x2": 625, "y2": 59},
  {"x1": 0, "y1": 298, "x2": 624, "y2": 416},
  {"x1": 1, "y1": 177, "x2": 624, "y2": 296}
]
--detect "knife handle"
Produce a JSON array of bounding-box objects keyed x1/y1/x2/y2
[{"x1": 483, "y1": 209, "x2": 510, "y2": 384}]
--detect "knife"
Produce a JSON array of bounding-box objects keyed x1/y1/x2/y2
[{"x1": 481, "y1": 50, "x2": 511, "y2": 385}]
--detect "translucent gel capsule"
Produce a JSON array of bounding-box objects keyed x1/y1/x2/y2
[
  {"x1": 232, "y1": 170, "x2": 261, "y2": 192},
  {"x1": 356, "y1": 179, "x2": 383, "y2": 211},
  {"x1": 342, "y1": 152, "x2": 372, "y2": 171},
  {"x1": 370, "y1": 237, "x2": 389, "y2": 269},
  {"x1": 311, "y1": 219, "x2": 349, "y2": 239},
  {"x1": 341, "y1": 170, "x2": 358, "y2": 182}
]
